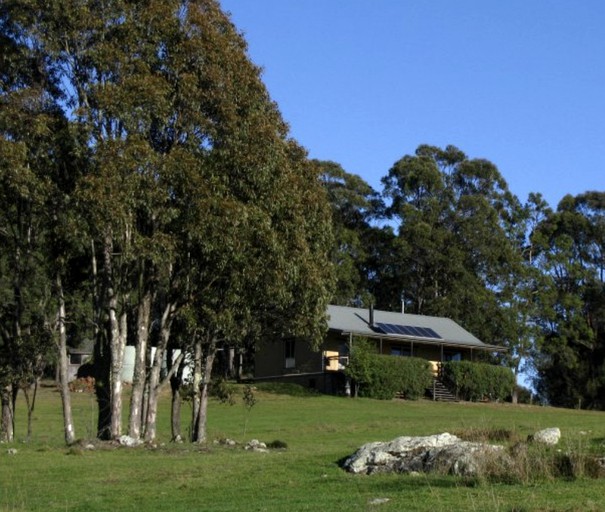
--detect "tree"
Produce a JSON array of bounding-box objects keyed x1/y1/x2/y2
[
  {"x1": 0, "y1": 4, "x2": 70, "y2": 441},
  {"x1": 532, "y1": 192, "x2": 605, "y2": 408},
  {"x1": 7, "y1": 0, "x2": 334, "y2": 443},
  {"x1": 317, "y1": 160, "x2": 383, "y2": 306},
  {"x1": 381, "y1": 145, "x2": 525, "y2": 356}
]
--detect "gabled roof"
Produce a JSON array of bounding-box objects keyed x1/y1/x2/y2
[{"x1": 327, "y1": 305, "x2": 505, "y2": 352}]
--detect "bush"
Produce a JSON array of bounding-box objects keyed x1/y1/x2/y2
[
  {"x1": 345, "y1": 339, "x2": 433, "y2": 400},
  {"x1": 442, "y1": 361, "x2": 514, "y2": 402}
]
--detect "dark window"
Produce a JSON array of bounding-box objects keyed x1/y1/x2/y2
[
  {"x1": 390, "y1": 345, "x2": 411, "y2": 357},
  {"x1": 444, "y1": 351, "x2": 462, "y2": 362},
  {"x1": 285, "y1": 340, "x2": 296, "y2": 369}
]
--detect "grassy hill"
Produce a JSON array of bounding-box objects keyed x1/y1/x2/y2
[{"x1": 1, "y1": 383, "x2": 604, "y2": 511}]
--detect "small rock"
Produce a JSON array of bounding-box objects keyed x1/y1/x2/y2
[
  {"x1": 85, "y1": 444, "x2": 95, "y2": 450},
  {"x1": 368, "y1": 498, "x2": 390, "y2": 505},
  {"x1": 117, "y1": 435, "x2": 142, "y2": 447},
  {"x1": 245, "y1": 439, "x2": 266, "y2": 449},
  {"x1": 7, "y1": 448, "x2": 17, "y2": 455},
  {"x1": 531, "y1": 428, "x2": 561, "y2": 446}
]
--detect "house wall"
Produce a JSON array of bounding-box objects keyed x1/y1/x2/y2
[
  {"x1": 253, "y1": 331, "x2": 477, "y2": 393},
  {"x1": 372, "y1": 340, "x2": 473, "y2": 362},
  {"x1": 254, "y1": 339, "x2": 325, "y2": 378}
]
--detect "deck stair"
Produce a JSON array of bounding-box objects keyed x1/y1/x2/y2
[{"x1": 427, "y1": 378, "x2": 458, "y2": 402}]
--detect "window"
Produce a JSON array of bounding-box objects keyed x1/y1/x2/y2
[
  {"x1": 390, "y1": 345, "x2": 411, "y2": 357},
  {"x1": 444, "y1": 351, "x2": 462, "y2": 362},
  {"x1": 70, "y1": 353, "x2": 84, "y2": 365},
  {"x1": 285, "y1": 339, "x2": 296, "y2": 369}
]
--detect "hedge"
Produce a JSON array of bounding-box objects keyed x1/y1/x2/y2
[
  {"x1": 345, "y1": 339, "x2": 433, "y2": 400},
  {"x1": 442, "y1": 360, "x2": 514, "y2": 402}
]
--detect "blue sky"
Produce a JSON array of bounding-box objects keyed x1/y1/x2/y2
[{"x1": 220, "y1": 1, "x2": 605, "y2": 209}]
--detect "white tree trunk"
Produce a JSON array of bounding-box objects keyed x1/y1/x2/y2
[
  {"x1": 194, "y1": 339, "x2": 216, "y2": 444},
  {"x1": 128, "y1": 291, "x2": 152, "y2": 439},
  {"x1": 190, "y1": 335, "x2": 203, "y2": 441},
  {"x1": 56, "y1": 275, "x2": 75, "y2": 444},
  {"x1": 143, "y1": 303, "x2": 178, "y2": 442}
]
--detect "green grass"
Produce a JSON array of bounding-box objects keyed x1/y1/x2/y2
[{"x1": 2, "y1": 383, "x2": 605, "y2": 511}]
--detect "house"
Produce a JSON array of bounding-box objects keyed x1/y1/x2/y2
[
  {"x1": 253, "y1": 304, "x2": 506, "y2": 394},
  {"x1": 67, "y1": 339, "x2": 94, "y2": 382}
]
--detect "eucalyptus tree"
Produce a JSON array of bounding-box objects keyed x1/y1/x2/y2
[
  {"x1": 317, "y1": 160, "x2": 383, "y2": 306},
  {"x1": 0, "y1": 5, "x2": 72, "y2": 441},
  {"x1": 7, "y1": 0, "x2": 334, "y2": 442},
  {"x1": 381, "y1": 145, "x2": 526, "y2": 355},
  {"x1": 532, "y1": 192, "x2": 605, "y2": 408}
]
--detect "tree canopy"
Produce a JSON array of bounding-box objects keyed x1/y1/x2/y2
[{"x1": 1, "y1": 0, "x2": 334, "y2": 443}]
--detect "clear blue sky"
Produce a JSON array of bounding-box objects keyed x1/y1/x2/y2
[{"x1": 220, "y1": 1, "x2": 604, "y2": 209}]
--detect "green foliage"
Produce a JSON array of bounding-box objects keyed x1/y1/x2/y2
[
  {"x1": 316, "y1": 160, "x2": 382, "y2": 306},
  {"x1": 345, "y1": 339, "x2": 432, "y2": 399},
  {"x1": 253, "y1": 382, "x2": 318, "y2": 397},
  {"x1": 242, "y1": 384, "x2": 257, "y2": 437},
  {"x1": 242, "y1": 385, "x2": 257, "y2": 412},
  {"x1": 442, "y1": 361, "x2": 515, "y2": 402},
  {"x1": 266, "y1": 439, "x2": 288, "y2": 449},
  {"x1": 2, "y1": 0, "x2": 335, "y2": 441},
  {"x1": 210, "y1": 378, "x2": 236, "y2": 406},
  {"x1": 531, "y1": 192, "x2": 605, "y2": 409}
]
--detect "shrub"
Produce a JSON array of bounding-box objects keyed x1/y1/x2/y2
[
  {"x1": 266, "y1": 440, "x2": 288, "y2": 449},
  {"x1": 442, "y1": 361, "x2": 514, "y2": 402},
  {"x1": 346, "y1": 339, "x2": 433, "y2": 400},
  {"x1": 254, "y1": 382, "x2": 318, "y2": 396},
  {"x1": 210, "y1": 378, "x2": 237, "y2": 405}
]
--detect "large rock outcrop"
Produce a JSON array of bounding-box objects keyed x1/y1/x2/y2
[{"x1": 342, "y1": 433, "x2": 505, "y2": 477}]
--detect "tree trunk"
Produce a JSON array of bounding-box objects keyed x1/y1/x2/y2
[
  {"x1": 190, "y1": 335, "x2": 203, "y2": 441},
  {"x1": 128, "y1": 290, "x2": 152, "y2": 439},
  {"x1": 22, "y1": 380, "x2": 38, "y2": 442},
  {"x1": 511, "y1": 367, "x2": 519, "y2": 405},
  {"x1": 95, "y1": 235, "x2": 127, "y2": 440},
  {"x1": 99, "y1": 234, "x2": 127, "y2": 440},
  {"x1": 0, "y1": 385, "x2": 13, "y2": 443},
  {"x1": 109, "y1": 305, "x2": 127, "y2": 439},
  {"x1": 56, "y1": 274, "x2": 76, "y2": 444},
  {"x1": 170, "y1": 353, "x2": 184, "y2": 442},
  {"x1": 95, "y1": 333, "x2": 112, "y2": 440},
  {"x1": 143, "y1": 346, "x2": 163, "y2": 443},
  {"x1": 193, "y1": 338, "x2": 217, "y2": 444},
  {"x1": 143, "y1": 302, "x2": 179, "y2": 442}
]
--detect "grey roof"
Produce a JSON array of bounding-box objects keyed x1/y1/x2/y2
[{"x1": 327, "y1": 305, "x2": 505, "y2": 352}]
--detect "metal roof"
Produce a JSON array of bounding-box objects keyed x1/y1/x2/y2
[{"x1": 327, "y1": 305, "x2": 505, "y2": 352}]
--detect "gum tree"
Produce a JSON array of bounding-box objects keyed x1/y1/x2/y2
[{"x1": 7, "y1": 0, "x2": 334, "y2": 442}]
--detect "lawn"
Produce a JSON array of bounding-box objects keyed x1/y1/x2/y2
[{"x1": 1, "y1": 383, "x2": 605, "y2": 512}]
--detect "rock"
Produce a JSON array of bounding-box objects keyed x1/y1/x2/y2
[
  {"x1": 245, "y1": 439, "x2": 268, "y2": 452},
  {"x1": 342, "y1": 433, "x2": 505, "y2": 477},
  {"x1": 214, "y1": 438, "x2": 237, "y2": 446},
  {"x1": 117, "y1": 435, "x2": 142, "y2": 447},
  {"x1": 368, "y1": 498, "x2": 390, "y2": 505},
  {"x1": 7, "y1": 448, "x2": 17, "y2": 455},
  {"x1": 531, "y1": 428, "x2": 561, "y2": 446}
]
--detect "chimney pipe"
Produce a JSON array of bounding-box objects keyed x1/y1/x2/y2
[{"x1": 369, "y1": 304, "x2": 374, "y2": 326}]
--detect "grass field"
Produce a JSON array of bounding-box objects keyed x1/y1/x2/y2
[{"x1": 2, "y1": 383, "x2": 605, "y2": 512}]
